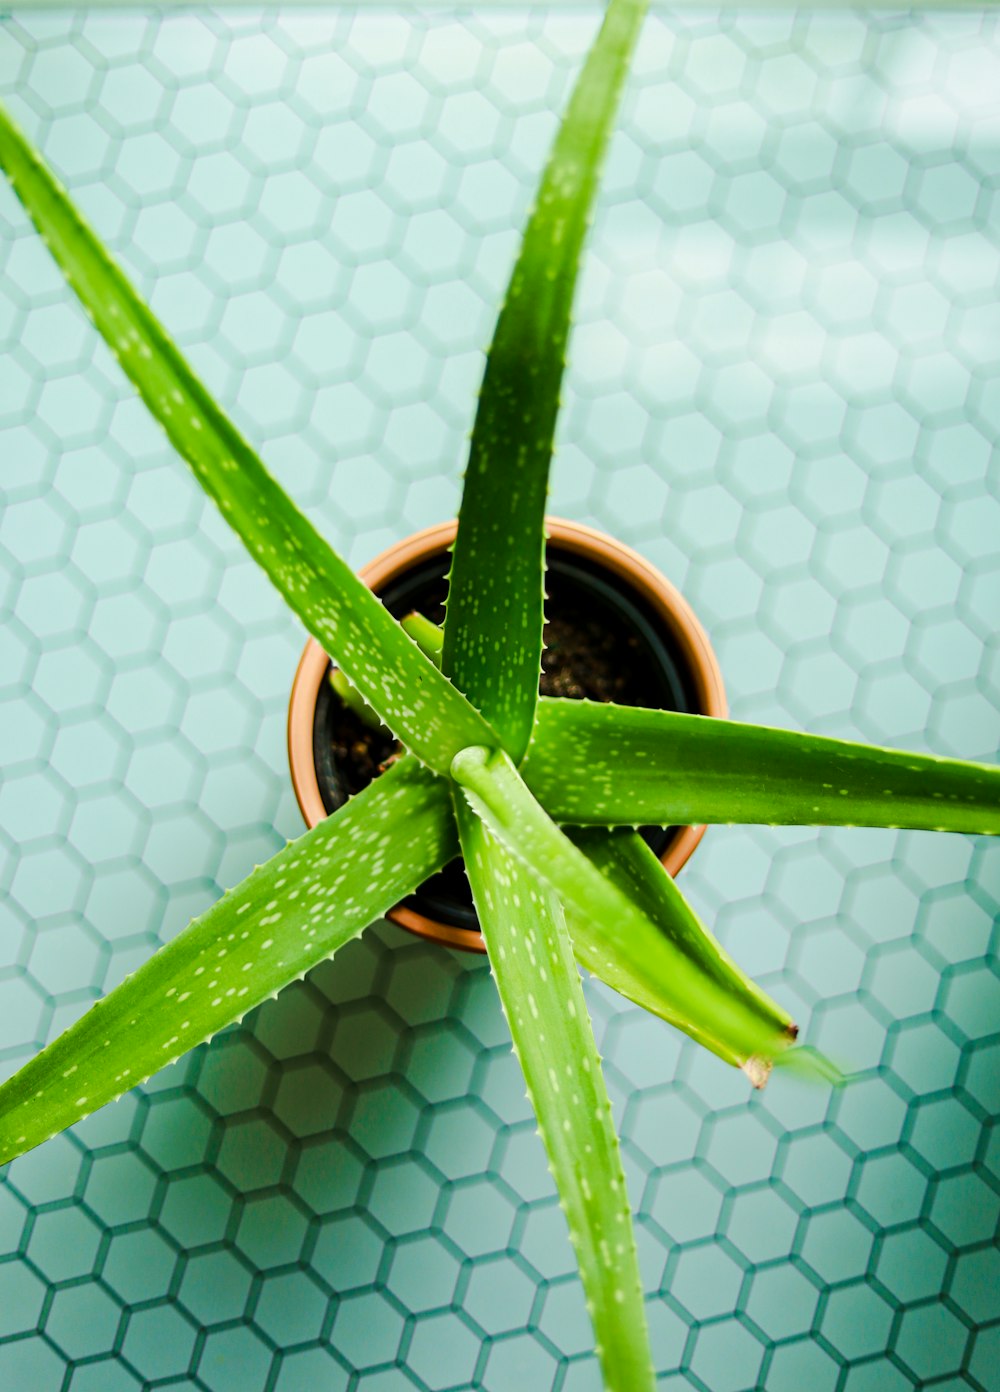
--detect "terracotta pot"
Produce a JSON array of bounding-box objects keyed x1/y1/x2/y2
[{"x1": 287, "y1": 517, "x2": 726, "y2": 953}]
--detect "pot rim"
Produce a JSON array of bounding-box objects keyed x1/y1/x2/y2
[{"x1": 287, "y1": 516, "x2": 727, "y2": 953}]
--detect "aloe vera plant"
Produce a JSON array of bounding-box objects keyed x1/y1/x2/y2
[{"x1": 1, "y1": 4, "x2": 999, "y2": 1388}]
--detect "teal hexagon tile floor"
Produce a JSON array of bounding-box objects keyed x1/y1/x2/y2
[{"x1": 1, "y1": 8, "x2": 999, "y2": 1392}]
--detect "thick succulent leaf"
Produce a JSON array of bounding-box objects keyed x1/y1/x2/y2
[
  {"x1": 525, "y1": 700, "x2": 1000, "y2": 835},
  {"x1": 329, "y1": 668, "x2": 389, "y2": 734},
  {"x1": 442, "y1": 0, "x2": 649, "y2": 763},
  {"x1": 401, "y1": 612, "x2": 444, "y2": 665},
  {"x1": 0, "y1": 759, "x2": 458, "y2": 1167},
  {"x1": 0, "y1": 102, "x2": 495, "y2": 775},
  {"x1": 451, "y1": 747, "x2": 791, "y2": 1063},
  {"x1": 455, "y1": 798, "x2": 655, "y2": 1392},
  {"x1": 567, "y1": 827, "x2": 795, "y2": 1081}
]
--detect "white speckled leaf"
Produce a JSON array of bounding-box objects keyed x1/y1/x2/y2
[
  {"x1": 0, "y1": 759, "x2": 458, "y2": 1167},
  {"x1": 451, "y1": 746, "x2": 791, "y2": 1063},
  {"x1": 567, "y1": 827, "x2": 797, "y2": 1077},
  {"x1": 0, "y1": 103, "x2": 495, "y2": 775},
  {"x1": 442, "y1": 0, "x2": 649, "y2": 763},
  {"x1": 525, "y1": 700, "x2": 1000, "y2": 834},
  {"x1": 454, "y1": 797, "x2": 655, "y2": 1392}
]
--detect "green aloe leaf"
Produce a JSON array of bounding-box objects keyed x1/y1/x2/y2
[
  {"x1": 401, "y1": 612, "x2": 444, "y2": 666},
  {"x1": 454, "y1": 797, "x2": 655, "y2": 1392},
  {"x1": 567, "y1": 827, "x2": 796, "y2": 1081},
  {"x1": 329, "y1": 667, "x2": 390, "y2": 735},
  {"x1": 524, "y1": 700, "x2": 1000, "y2": 834},
  {"x1": 442, "y1": 0, "x2": 649, "y2": 762},
  {"x1": 0, "y1": 759, "x2": 458, "y2": 1167},
  {"x1": 451, "y1": 746, "x2": 791, "y2": 1064},
  {"x1": 0, "y1": 102, "x2": 496, "y2": 775}
]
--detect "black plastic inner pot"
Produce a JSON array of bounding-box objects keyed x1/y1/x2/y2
[{"x1": 312, "y1": 544, "x2": 700, "y2": 933}]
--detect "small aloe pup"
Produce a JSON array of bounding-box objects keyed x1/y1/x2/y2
[{"x1": 1, "y1": 4, "x2": 999, "y2": 1388}]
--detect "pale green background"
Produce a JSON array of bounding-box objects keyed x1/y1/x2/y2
[{"x1": 0, "y1": 8, "x2": 998, "y2": 1391}]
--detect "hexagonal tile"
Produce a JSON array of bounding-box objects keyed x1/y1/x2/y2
[{"x1": 2, "y1": 15, "x2": 999, "y2": 1391}]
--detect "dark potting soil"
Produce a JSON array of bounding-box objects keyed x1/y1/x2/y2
[{"x1": 328, "y1": 706, "x2": 398, "y2": 800}]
